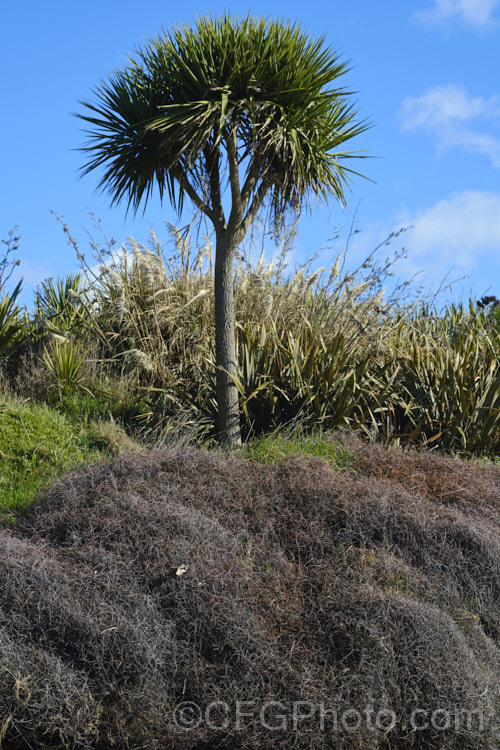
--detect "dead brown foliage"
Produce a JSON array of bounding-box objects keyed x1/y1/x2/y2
[{"x1": 1, "y1": 436, "x2": 499, "y2": 749}]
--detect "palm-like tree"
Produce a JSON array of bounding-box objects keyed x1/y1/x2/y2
[{"x1": 77, "y1": 13, "x2": 369, "y2": 445}]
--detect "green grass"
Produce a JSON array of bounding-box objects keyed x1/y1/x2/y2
[
  {"x1": 47, "y1": 387, "x2": 150, "y2": 430},
  {"x1": 0, "y1": 387, "x2": 353, "y2": 525},
  {"x1": 0, "y1": 395, "x2": 106, "y2": 520},
  {"x1": 240, "y1": 427, "x2": 354, "y2": 468}
]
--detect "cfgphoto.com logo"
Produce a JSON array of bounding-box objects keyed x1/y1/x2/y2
[{"x1": 172, "y1": 700, "x2": 487, "y2": 734}]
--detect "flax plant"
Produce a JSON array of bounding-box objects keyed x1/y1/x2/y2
[
  {"x1": 0, "y1": 281, "x2": 23, "y2": 361},
  {"x1": 375, "y1": 302, "x2": 500, "y2": 452},
  {"x1": 0, "y1": 231, "x2": 24, "y2": 362},
  {"x1": 34, "y1": 275, "x2": 87, "y2": 339},
  {"x1": 43, "y1": 340, "x2": 92, "y2": 399}
]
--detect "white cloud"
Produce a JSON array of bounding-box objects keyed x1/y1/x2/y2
[
  {"x1": 394, "y1": 191, "x2": 500, "y2": 293},
  {"x1": 346, "y1": 192, "x2": 500, "y2": 299},
  {"x1": 445, "y1": 129, "x2": 500, "y2": 166},
  {"x1": 415, "y1": 0, "x2": 500, "y2": 28},
  {"x1": 399, "y1": 84, "x2": 500, "y2": 167},
  {"x1": 404, "y1": 191, "x2": 500, "y2": 258},
  {"x1": 400, "y1": 84, "x2": 500, "y2": 130}
]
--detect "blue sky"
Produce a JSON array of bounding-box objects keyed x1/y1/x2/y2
[{"x1": 2, "y1": 0, "x2": 500, "y2": 307}]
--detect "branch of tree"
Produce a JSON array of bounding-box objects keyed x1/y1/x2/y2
[
  {"x1": 239, "y1": 176, "x2": 273, "y2": 240},
  {"x1": 203, "y1": 144, "x2": 225, "y2": 229},
  {"x1": 174, "y1": 166, "x2": 220, "y2": 227},
  {"x1": 240, "y1": 157, "x2": 263, "y2": 209},
  {"x1": 226, "y1": 128, "x2": 244, "y2": 229}
]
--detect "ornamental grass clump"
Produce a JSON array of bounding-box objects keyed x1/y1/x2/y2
[{"x1": 71, "y1": 223, "x2": 215, "y2": 388}]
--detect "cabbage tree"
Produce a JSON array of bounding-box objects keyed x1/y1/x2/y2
[{"x1": 77, "y1": 14, "x2": 369, "y2": 444}]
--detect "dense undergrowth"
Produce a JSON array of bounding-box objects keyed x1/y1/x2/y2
[
  {"x1": 2, "y1": 221, "x2": 500, "y2": 457},
  {"x1": 1, "y1": 436, "x2": 499, "y2": 749}
]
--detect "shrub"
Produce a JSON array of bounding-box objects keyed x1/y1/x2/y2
[{"x1": 1, "y1": 438, "x2": 499, "y2": 748}]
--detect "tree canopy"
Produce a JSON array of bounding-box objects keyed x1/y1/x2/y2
[{"x1": 77, "y1": 14, "x2": 368, "y2": 232}]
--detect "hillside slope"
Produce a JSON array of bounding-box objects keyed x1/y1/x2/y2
[{"x1": 1, "y1": 436, "x2": 499, "y2": 749}]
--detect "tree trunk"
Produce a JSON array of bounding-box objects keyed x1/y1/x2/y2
[{"x1": 214, "y1": 231, "x2": 241, "y2": 446}]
